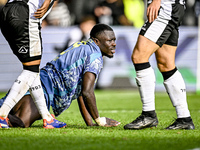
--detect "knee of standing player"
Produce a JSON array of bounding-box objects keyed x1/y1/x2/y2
[
  {"x1": 131, "y1": 48, "x2": 149, "y2": 64},
  {"x1": 131, "y1": 50, "x2": 140, "y2": 64}
]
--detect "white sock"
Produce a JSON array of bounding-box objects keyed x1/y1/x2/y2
[
  {"x1": 164, "y1": 70, "x2": 190, "y2": 118},
  {"x1": 29, "y1": 74, "x2": 52, "y2": 121},
  {"x1": 136, "y1": 67, "x2": 156, "y2": 111},
  {"x1": 0, "y1": 70, "x2": 37, "y2": 118}
]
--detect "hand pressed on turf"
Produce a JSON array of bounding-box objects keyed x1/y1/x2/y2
[{"x1": 104, "y1": 117, "x2": 120, "y2": 127}]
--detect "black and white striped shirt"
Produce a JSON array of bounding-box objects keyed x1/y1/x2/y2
[
  {"x1": 7, "y1": 0, "x2": 55, "y2": 21},
  {"x1": 147, "y1": 0, "x2": 185, "y2": 5}
]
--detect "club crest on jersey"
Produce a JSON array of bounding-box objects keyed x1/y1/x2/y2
[{"x1": 18, "y1": 46, "x2": 28, "y2": 53}]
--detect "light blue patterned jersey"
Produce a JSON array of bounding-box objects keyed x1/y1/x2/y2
[
  {"x1": 40, "y1": 39, "x2": 103, "y2": 116},
  {"x1": 0, "y1": 39, "x2": 103, "y2": 116}
]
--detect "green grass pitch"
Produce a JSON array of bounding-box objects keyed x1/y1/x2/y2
[{"x1": 0, "y1": 90, "x2": 200, "y2": 150}]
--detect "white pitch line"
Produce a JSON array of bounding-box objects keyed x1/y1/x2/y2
[
  {"x1": 99, "y1": 110, "x2": 135, "y2": 113},
  {"x1": 65, "y1": 110, "x2": 200, "y2": 113},
  {"x1": 99, "y1": 110, "x2": 200, "y2": 113}
]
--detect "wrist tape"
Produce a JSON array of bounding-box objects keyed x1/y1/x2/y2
[{"x1": 95, "y1": 117, "x2": 106, "y2": 126}]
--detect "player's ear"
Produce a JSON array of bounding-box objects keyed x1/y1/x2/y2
[{"x1": 92, "y1": 37, "x2": 100, "y2": 46}]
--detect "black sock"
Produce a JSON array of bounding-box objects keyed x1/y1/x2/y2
[
  {"x1": 134, "y1": 62, "x2": 150, "y2": 71},
  {"x1": 142, "y1": 110, "x2": 156, "y2": 118},
  {"x1": 161, "y1": 67, "x2": 177, "y2": 80},
  {"x1": 178, "y1": 117, "x2": 192, "y2": 122}
]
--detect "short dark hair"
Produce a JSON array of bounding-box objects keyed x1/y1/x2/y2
[{"x1": 90, "y1": 24, "x2": 113, "y2": 38}]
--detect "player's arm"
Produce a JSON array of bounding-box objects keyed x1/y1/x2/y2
[
  {"x1": 82, "y1": 72, "x2": 120, "y2": 127},
  {"x1": 82, "y1": 72, "x2": 99, "y2": 120},
  {"x1": 34, "y1": 0, "x2": 51, "y2": 19},
  {"x1": 77, "y1": 96, "x2": 97, "y2": 126},
  {"x1": 147, "y1": 0, "x2": 161, "y2": 23}
]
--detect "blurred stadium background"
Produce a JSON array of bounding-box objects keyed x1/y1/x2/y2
[{"x1": 0, "y1": 0, "x2": 199, "y2": 92}]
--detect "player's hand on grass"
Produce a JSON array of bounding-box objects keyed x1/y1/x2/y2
[
  {"x1": 95, "y1": 117, "x2": 120, "y2": 127},
  {"x1": 104, "y1": 117, "x2": 121, "y2": 127}
]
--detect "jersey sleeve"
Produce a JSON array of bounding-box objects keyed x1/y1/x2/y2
[{"x1": 83, "y1": 52, "x2": 103, "y2": 77}]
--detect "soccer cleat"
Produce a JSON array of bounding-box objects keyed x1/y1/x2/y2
[
  {"x1": 43, "y1": 115, "x2": 67, "y2": 129},
  {"x1": 0, "y1": 116, "x2": 9, "y2": 128},
  {"x1": 165, "y1": 118, "x2": 195, "y2": 130},
  {"x1": 124, "y1": 114, "x2": 158, "y2": 130}
]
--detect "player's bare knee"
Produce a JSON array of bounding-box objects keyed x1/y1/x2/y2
[
  {"x1": 132, "y1": 53, "x2": 144, "y2": 64},
  {"x1": 131, "y1": 52, "x2": 135, "y2": 63},
  {"x1": 132, "y1": 50, "x2": 140, "y2": 64},
  {"x1": 132, "y1": 48, "x2": 149, "y2": 64},
  {"x1": 24, "y1": 122, "x2": 31, "y2": 128},
  {"x1": 8, "y1": 114, "x2": 26, "y2": 128}
]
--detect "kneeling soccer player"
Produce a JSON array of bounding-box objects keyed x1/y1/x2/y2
[{"x1": 0, "y1": 24, "x2": 120, "y2": 128}]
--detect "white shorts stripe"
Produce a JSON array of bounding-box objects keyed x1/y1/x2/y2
[
  {"x1": 144, "y1": 20, "x2": 167, "y2": 43},
  {"x1": 29, "y1": 19, "x2": 42, "y2": 57}
]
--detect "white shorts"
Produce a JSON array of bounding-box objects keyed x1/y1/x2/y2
[
  {"x1": 0, "y1": 1, "x2": 42, "y2": 63},
  {"x1": 140, "y1": 3, "x2": 185, "y2": 47}
]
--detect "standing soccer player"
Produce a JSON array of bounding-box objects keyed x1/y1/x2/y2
[
  {"x1": 124, "y1": 0, "x2": 195, "y2": 130},
  {"x1": 0, "y1": 0, "x2": 66, "y2": 128}
]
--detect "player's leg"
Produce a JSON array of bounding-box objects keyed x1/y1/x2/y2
[
  {"x1": 0, "y1": 2, "x2": 66, "y2": 128},
  {"x1": 124, "y1": 2, "x2": 177, "y2": 129},
  {"x1": 0, "y1": 2, "x2": 37, "y2": 128},
  {"x1": 29, "y1": 72, "x2": 66, "y2": 129},
  {"x1": 156, "y1": 44, "x2": 195, "y2": 130},
  {"x1": 133, "y1": 35, "x2": 159, "y2": 115},
  {"x1": 0, "y1": 64, "x2": 55, "y2": 128},
  {"x1": 8, "y1": 95, "x2": 41, "y2": 128},
  {"x1": 0, "y1": 2, "x2": 52, "y2": 127},
  {"x1": 22, "y1": 21, "x2": 66, "y2": 128},
  {"x1": 124, "y1": 35, "x2": 159, "y2": 130}
]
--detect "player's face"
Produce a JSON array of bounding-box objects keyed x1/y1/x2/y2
[{"x1": 97, "y1": 30, "x2": 116, "y2": 58}]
